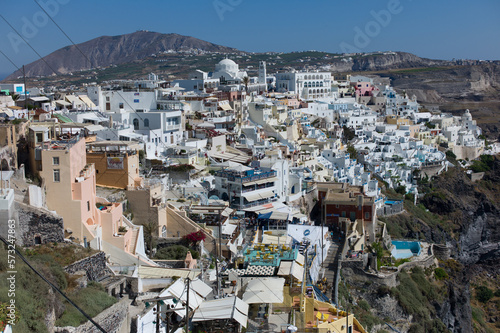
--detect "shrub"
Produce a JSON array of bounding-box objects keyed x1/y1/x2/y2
[
  {"x1": 395, "y1": 185, "x2": 406, "y2": 195},
  {"x1": 434, "y1": 267, "x2": 448, "y2": 280},
  {"x1": 475, "y1": 286, "x2": 494, "y2": 303},
  {"x1": 358, "y1": 299, "x2": 370, "y2": 311},
  {"x1": 155, "y1": 245, "x2": 199, "y2": 260},
  {"x1": 445, "y1": 150, "x2": 456, "y2": 160},
  {"x1": 55, "y1": 283, "x2": 116, "y2": 327},
  {"x1": 183, "y1": 230, "x2": 206, "y2": 246}
]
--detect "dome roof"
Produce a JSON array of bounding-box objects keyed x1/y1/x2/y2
[
  {"x1": 215, "y1": 58, "x2": 238, "y2": 73},
  {"x1": 218, "y1": 58, "x2": 237, "y2": 66}
]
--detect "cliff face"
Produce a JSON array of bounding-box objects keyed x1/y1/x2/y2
[
  {"x1": 420, "y1": 164, "x2": 500, "y2": 266},
  {"x1": 348, "y1": 160, "x2": 500, "y2": 332}
]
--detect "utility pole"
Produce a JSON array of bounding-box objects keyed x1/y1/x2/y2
[
  {"x1": 321, "y1": 216, "x2": 324, "y2": 269},
  {"x1": 346, "y1": 303, "x2": 349, "y2": 333},
  {"x1": 23, "y1": 65, "x2": 28, "y2": 112},
  {"x1": 155, "y1": 300, "x2": 160, "y2": 333},
  {"x1": 213, "y1": 238, "x2": 220, "y2": 298},
  {"x1": 185, "y1": 278, "x2": 190, "y2": 333}
]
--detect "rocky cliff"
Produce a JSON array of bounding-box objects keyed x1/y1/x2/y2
[
  {"x1": 345, "y1": 158, "x2": 500, "y2": 332},
  {"x1": 333, "y1": 52, "x2": 450, "y2": 72}
]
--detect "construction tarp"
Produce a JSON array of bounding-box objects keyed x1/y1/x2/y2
[
  {"x1": 261, "y1": 234, "x2": 290, "y2": 245},
  {"x1": 222, "y1": 222, "x2": 238, "y2": 236},
  {"x1": 295, "y1": 253, "x2": 305, "y2": 266},
  {"x1": 78, "y1": 95, "x2": 96, "y2": 108},
  {"x1": 218, "y1": 102, "x2": 233, "y2": 111},
  {"x1": 54, "y1": 100, "x2": 71, "y2": 106},
  {"x1": 192, "y1": 296, "x2": 248, "y2": 328},
  {"x1": 242, "y1": 191, "x2": 274, "y2": 202},
  {"x1": 277, "y1": 261, "x2": 304, "y2": 282},
  {"x1": 269, "y1": 211, "x2": 289, "y2": 220},
  {"x1": 84, "y1": 124, "x2": 106, "y2": 132},
  {"x1": 190, "y1": 278, "x2": 213, "y2": 298},
  {"x1": 277, "y1": 261, "x2": 292, "y2": 276},
  {"x1": 242, "y1": 277, "x2": 285, "y2": 304},
  {"x1": 291, "y1": 262, "x2": 304, "y2": 281},
  {"x1": 164, "y1": 278, "x2": 205, "y2": 310},
  {"x1": 138, "y1": 266, "x2": 200, "y2": 280}
]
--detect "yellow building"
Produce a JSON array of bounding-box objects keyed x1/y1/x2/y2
[{"x1": 302, "y1": 298, "x2": 367, "y2": 333}]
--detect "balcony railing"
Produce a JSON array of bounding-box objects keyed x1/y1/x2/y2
[
  {"x1": 41, "y1": 135, "x2": 81, "y2": 150},
  {"x1": 217, "y1": 170, "x2": 277, "y2": 183}
]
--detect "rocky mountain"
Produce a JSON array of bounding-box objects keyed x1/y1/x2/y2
[
  {"x1": 327, "y1": 52, "x2": 452, "y2": 72},
  {"x1": 5, "y1": 31, "x2": 240, "y2": 79}
]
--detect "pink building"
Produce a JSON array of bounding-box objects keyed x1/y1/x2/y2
[
  {"x1": 353, "y1": 81, "x2": 375, "y2": 97},
  {"x1": 30, "y1": 127, "x2": 151, "y2": 265}
]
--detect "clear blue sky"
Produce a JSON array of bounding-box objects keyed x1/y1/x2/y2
[{"x1": 0, "y1": 0, "x2": 499, "y2": 79}]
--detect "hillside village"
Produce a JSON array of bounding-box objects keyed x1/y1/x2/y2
[{"x1": 0, "y1": 57, "x2": 496, "y2": 333}]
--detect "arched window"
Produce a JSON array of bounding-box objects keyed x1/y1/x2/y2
[
  {"x1": 320, "y1": 82, "x2": 324, "y2": 87},
  {"x1": 320, "y1": 75, "x2": 323, "y2": 79},
  {"x1": 144, "y1": 118, "x2": 149, "y2": 127},
  {"x1": 162, "y1": 226, "x2": 167, "y2": 238},
  {"x1": 133, "y1": 118, "x2": 139, "y2": 130}
]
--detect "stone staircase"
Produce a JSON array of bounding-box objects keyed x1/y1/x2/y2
[{"x1": 130, "y1": 228, "x2": 139, "y2": 254}]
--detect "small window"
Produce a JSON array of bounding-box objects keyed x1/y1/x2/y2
[
  {"x1": 365, "y1": 212, "x2": 370, "y2": 219},
  {"x1": 87, "y1": 201, "x2": 90, "y2": 211},
  {"x1": 52, "y1": 157, "x2": 59, "y2": 165},
  {"x1": 36, "y1": 133, "x2": 43, "y2": 143},
  {"x1": 53, "y1": 169, "x2": 60, "y2": 182},
  {"x1": 119, "y1": 103, "x2": 124, "y2": 109}
]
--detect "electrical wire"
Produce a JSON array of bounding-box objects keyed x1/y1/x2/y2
[
  {"x1": 0, "y1": 14, "x2": 60, "y2": 76},
  {"x1": 0, "y1": 49, "x2": 21, "y2": 72},
  {"x1": 0, "y1": 237, "x2": 107, "y2": 333},
  {"x1": 33, "y1": 0, "x2": 92, "y2": 69}
]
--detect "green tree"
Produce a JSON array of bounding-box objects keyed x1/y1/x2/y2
[
  {"x1": 346, "y1": 144, "x2": 358, "y2": 160},
  {"x1": 242, "y1": 76, "x2": 250, "y2": 93}
]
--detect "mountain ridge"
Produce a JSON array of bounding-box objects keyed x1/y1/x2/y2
[
  {"x1": 4, "y1": 31, "x2": 480, "y2": 81},
  {"x1": 5, "y1": 31, "x2": 241, "y2": 79}
]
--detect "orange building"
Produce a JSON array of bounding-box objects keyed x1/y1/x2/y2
[{"x1": 86, "y1": 141, "x2": 143, "y2": 190}]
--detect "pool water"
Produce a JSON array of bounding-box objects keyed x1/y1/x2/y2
[{"x1": 391, "y1": 241, "x2": 421, "y2": 259}]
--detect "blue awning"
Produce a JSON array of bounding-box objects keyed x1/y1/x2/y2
[{"x1": 257, "y1": 212, "x2": 272, "y2": 220}]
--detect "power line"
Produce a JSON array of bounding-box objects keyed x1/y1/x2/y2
[
  {"x1": 32, "y1": 0, "x2": 92, "y2": 69},
  {"x1": 0, "y1": 237, "x2": 107, "y2": 333},
  {"x1": 0, "y1": 49, "x2": 21, "y2": 72},
  {"x1": 0, "y1": 14, "x2": 60, "y2": 76}
]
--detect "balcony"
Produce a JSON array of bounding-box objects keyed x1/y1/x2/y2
[
  {"x1": 164, "y1": 124, "x2": 180, "y2": 131},
  {"x1": 79, "y1": 163, "x2": 95, "y2": 179},
  {"x1": 217, "y1": 170, "x2": 277, "y2": 183}
]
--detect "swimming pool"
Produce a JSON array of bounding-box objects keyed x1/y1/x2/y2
[{"x1": 391, "y1": 241, "x2": 421, "y2": 259}]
